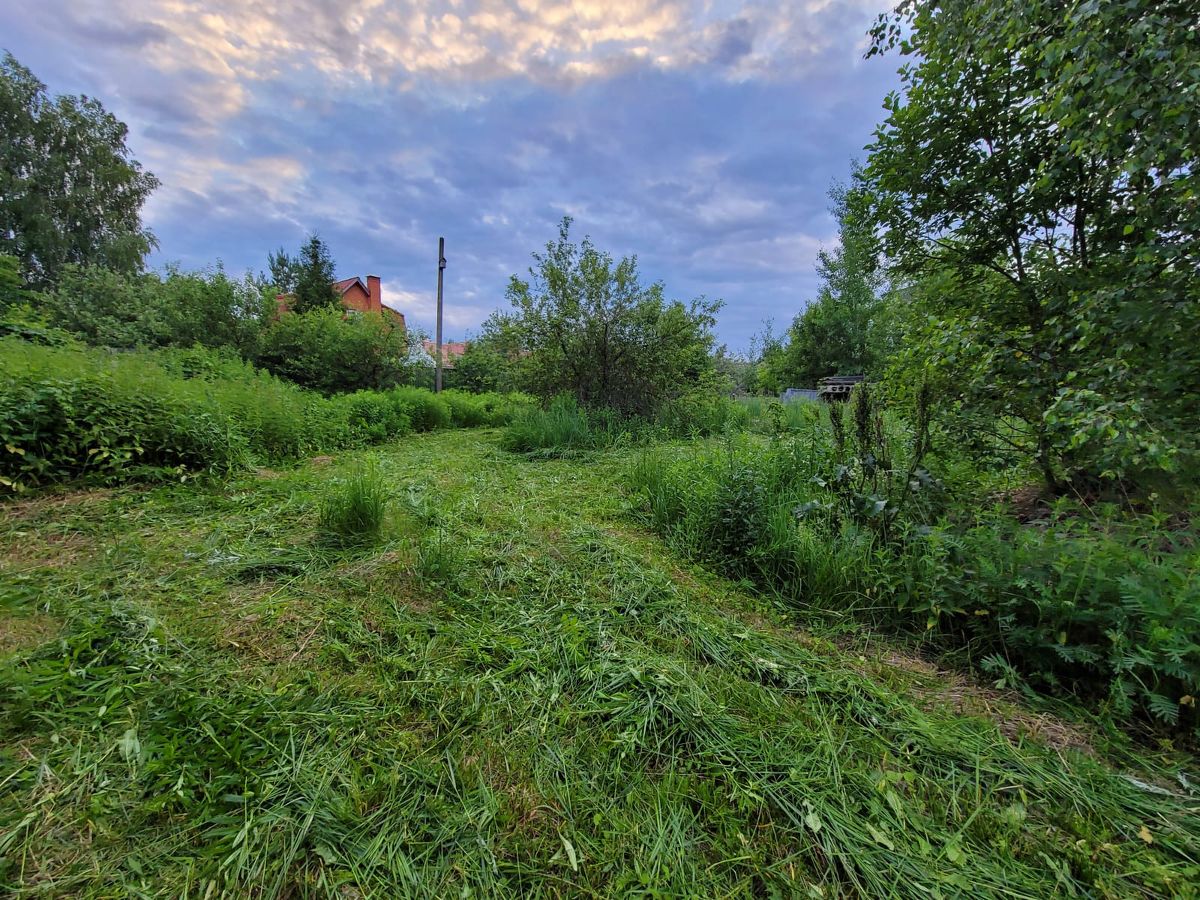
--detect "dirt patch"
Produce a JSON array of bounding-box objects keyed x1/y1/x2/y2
[
  {"x1": 1, "y1": 488, "x2": 113, "y2": 524},
  {"x1": 869, "y1": 646, "x2": 1097, "y2": 756},
  {"x1": 0, "y1": 613, "x2": 59, "y2": 656},
  {"x1": 0, "y1": 531, "x2": 96, "y2": 570}
]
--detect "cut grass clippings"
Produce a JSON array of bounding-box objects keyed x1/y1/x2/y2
[{"x1": 1, "y1": 430, "x2": 1198, "y2": 897}]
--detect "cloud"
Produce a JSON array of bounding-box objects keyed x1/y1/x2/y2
[{"x1": 5, "y1": 0, "x2": 899, "y2": 349}]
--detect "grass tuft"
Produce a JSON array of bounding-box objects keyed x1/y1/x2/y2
[{"x1": 318, "y1": 464, "x2": 388, "y2": 545}]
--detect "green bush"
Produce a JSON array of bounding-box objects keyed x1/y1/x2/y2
[
  {"x1": 256, "y1": 307, "x2": 414, "y2": 394},
  {"x1": 901, "y1": 511, "x2": 1200, "y2": 731},
  {"x1": 338, "y1": 390, "x2": 413, "y2": 444},
  {"x1": 656, "y1": 391, "x2": 750, "y2": 437},
  {"x1": 318, "y1": 465, "x2": 388, "y2": 545},
  {"x1": 439, "y1": 389, "x2": 489, "y2": 427},
  {"x1": 0, "y1": 339, "x2": 249, "y2": 487}
]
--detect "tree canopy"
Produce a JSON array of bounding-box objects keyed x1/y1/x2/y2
[
  {"x1": 865, "y1": 0, "x2": 1200, "y2": 487},
  {"x1": 0, "y1": 53, "x2": 159, "y2": 287},
  {"x1": 498, "y1": 218, "x2": 721, "y2": 415}
]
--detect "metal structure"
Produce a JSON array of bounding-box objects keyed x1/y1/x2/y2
[{"x1": 816, "y1": 375, "x2": 865, "y2": 402}]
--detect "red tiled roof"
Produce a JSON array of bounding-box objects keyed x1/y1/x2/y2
[
  {"x1": 332, "y1": 277, "x2": 364, "y2": 295},
  {"x1": 422, "y1": 339, "x2": 468, "y2": 367}
]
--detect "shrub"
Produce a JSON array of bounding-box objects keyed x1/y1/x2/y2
[
  {"x1": 0, "y1": 339, "x2": 248, "y2": 487},
  {"x1": 439, "y1": 389, "x2": 489, "y2": 427},
  {"x1": 902, "y1": 511, "x2": 1200, "y2": 732},
  {"x1": 656, "y1": 391, "x2": 750, "y2": 438},
  {"x1": 256, "y1": 307, "x2": 414, "y2": 394},
  {"x1": 338, "y1": 390, "x2": 413, "y2": 444},
  {"x1": 629, "y1": 419, "x2": 1200, "y2": 736},
  {"x1": 318, "y1": 465, "x2": 388, "y2": 545}
]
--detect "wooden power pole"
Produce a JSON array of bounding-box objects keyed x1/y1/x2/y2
[{"x1": 435, "y1": 236, "x2": 446, "y2": 393}]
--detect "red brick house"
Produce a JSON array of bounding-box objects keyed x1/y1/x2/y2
[
  {"x1": 275, "y1": 275, "x2": 407, "y2": 328},
  {"x1": 422, "y1": 339, "x2": 468, "y2": 368}
]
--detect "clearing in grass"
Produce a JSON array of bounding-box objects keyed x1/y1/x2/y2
[{"x1": 2, "y1": 428, "x2": 1198, "y2": 896}]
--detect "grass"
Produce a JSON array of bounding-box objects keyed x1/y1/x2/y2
[
  {"x1": 2, "y1": 429, "x2": 1199, "y2": 896},
  {"x1": 318, "y1": 464, "x2": 389, "y2": 545}
]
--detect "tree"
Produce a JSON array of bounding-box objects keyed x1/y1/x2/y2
[
  {"x1": 40, "y1": 264, "x2": 269, "y2": 352},
  {"x1": 0, "y1": 53, "x2": 158, "y2": 287},
  {"x1": 502, "y1": 218, "x2": 720, "y2": 415},
  {"x1": 762, "y1": 176, "x2": 889, "y2": 390},
  {"x1": 267, "y1": 247, "x2": 298, "y2": 294},
  {"x1": 256, "y1": 307, "x2": 414, "y2": 394},
  {"x1": 291, "y1": 234, "x2": 338, "y2": 313},
  {"x1": 865, "y1": 0, "x2": 1200, "y2": 488}
]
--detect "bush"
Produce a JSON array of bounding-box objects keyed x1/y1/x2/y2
[
  {"x1": 318, "y1": 465, "x2": 388, "y2": 545},
  {"x1": 656, "y1": 391, "x2": 750, "y2": 438},
  {"x1": 338, "y1": 390, "x2": 413, "y2": 444},
  {"x1": 41, "y1": 264, "x2": 268, "y2": 354},
  {"x1": 903, "y1": 511, "x2": 1200, "y2": 731},
  {"x1": 0, "y1": 339, "x2": 248, "y2": 486},
  {"x1": 256, "y1": 307, "x2": 414, "y2": 394}
]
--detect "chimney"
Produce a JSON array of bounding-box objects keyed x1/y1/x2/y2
[{"x1": 367, "y1": 275, "x2": 381, "y2": 312}]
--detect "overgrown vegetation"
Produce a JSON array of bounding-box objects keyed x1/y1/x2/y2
[
  {"x1": 631, "y1": 388, "x2": 1200, "y2": 736},
  {"x1": 0, "y1": 339, "x2": 529, "y2": 489}
]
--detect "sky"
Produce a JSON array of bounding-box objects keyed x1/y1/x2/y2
[{"x1": 5, "y1": 0, "x2": 901, "y2": 351}]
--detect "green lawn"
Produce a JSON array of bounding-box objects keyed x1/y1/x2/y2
[{"x1": 2, "y1": 429, "x2": 1197, "y2": 897}]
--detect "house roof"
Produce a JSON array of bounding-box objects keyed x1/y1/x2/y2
[
  {"x1": 421, "y1": 339, "x2": 469, "y2": 366},
  {"x1": 332, "y1": 277, "x2": 365, "y2": 295}
]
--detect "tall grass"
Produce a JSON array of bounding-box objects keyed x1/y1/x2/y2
[
  {"x1": 628, "y1": 414, "x2": 1200, "y2": 736},
  {"x1": 501, "y1": 394, "x2": 620, "y2": 456},
  {"x1": 0, "y1": 339, "x2": 534, "y2": 489},
  {"x1": 318, "y1": 464, "x2": 389, "y2": 545}
]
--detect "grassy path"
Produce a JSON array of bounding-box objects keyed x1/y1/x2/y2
[{"x1": 2, "y1": 430, "x2": 1197, "y2": 897}]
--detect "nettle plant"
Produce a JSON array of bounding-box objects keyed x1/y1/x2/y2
[{"x1": 798, "y1": 382, "x2": 940, "y2": 541}]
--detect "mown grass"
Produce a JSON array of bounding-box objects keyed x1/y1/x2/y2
[{"x1": 2, "y1": 430, "x2": 1198, "y2": 897}]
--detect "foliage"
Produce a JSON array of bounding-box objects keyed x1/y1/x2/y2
[
  {"x1": 0, "y1": 338, "x2": 249, "y2": 488},
  {"x1": 39, "y1": 263, "x2": 270, "y2": 354},
  {"x1": 291, "y1": 234, "x2": 338, "y2": 313},
  {"x1": 318, "y1": 464, "x2": 389, "y2": 545},
  {"x1": 0, "y1": 254, "x2": 22, "y2": 310},
  {"x1": 0, "y1": 53, "x2": 158, "y2": 287},
  {"x1": 865, "y1": 0, "x2": 1200, "y2": 489},
  {"x1": 449, "y1": 330, "x2": 523, "y2": 393},
  {"x1": 337, "y1": 390, "x2": 413, "y2": 444},
  {"x1": 256, "y1": 306, "x2": 414, "y2": 394},
  {"x1": 267, "y1": 245, "x2": 298, "y2": 294},
  {"x1": 0, "y1": 341, "x2": 533, "y2": 490},
  {"x1": 902, "y1": 507, "x2": 1200, "y2": 732},
  {"x1": 500, "y1": 394, "x2": 619, "y2": 456},
  {"x1": 500, "y1": 218, "x2": 722, "y2": 416},
  {"x1": 631, "y1": 394, "x2": 1200, "y2": 736},
  {"x1": 761, "y1": 175, "x2": 890, "y2": 389},
  {"x1": 3, "y1": 430, "x2": 1197, "y2": 896},
  {"x1": 387, "y1": 385, "x2": 451, "y2": 431}
]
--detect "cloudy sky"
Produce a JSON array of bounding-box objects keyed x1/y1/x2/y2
[{"x1": 6, "y1": 0, "x2": 899, "y2": 350}]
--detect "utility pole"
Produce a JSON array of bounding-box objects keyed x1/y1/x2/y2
[{"x1": 435, "y1": 236, "x2": 446, "y2": 393}]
